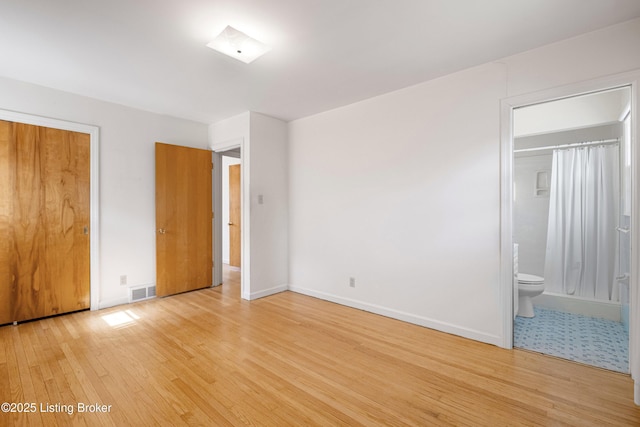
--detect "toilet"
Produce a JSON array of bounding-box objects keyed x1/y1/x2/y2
[{"x1": 517, "y1": 273, "x2": 545, "y2": 318}]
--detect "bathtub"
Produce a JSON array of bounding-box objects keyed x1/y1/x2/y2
[{"x1": 532, "y1": 291, "x2": 622, "y2": 322}]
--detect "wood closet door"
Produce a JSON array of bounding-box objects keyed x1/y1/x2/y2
[
  {"x1": 155, "y1": 143, "x2": 212, "y2": 297},
  {"x1": 0, "y1": 120, "x2": 90, "y2": 323}
]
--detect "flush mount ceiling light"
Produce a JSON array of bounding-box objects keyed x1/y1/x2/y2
[{"x1": 206, "y1": 25, "x2": 271, "y2": 64}]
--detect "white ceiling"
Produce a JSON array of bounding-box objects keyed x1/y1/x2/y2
[{"x1": 1, "y1": 1, "x2": 639, "y2": 124}]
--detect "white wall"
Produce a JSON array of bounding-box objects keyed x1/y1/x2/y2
[
  {"x1": 288, "y1": 17, "x2": 640, "y2": 345},
  {"x1": 209, "y1": 112, "x2": 250, "y2": 150},
  {"x1": 0, "y1": 76, "x2": 209, "y2": 308},
  {"x1": 289, "y1": 63, "x2": 507, "y2": 344},
  {"x1": 248, "y1": 112, "x2": 289, "y2": 298},
  {"x1": 504, "y1": 18, "x2": 640, "y2": 97},
  {"x1": 513, "y1": 154, "x2": 552, "y2": 277},
  {"x1": 222, "y1": 155, "x2": 242, "y2": 264}
]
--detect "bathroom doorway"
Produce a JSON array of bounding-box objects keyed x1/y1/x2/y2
[{"x1": 510, "y1": 86, "x2": 631, "y2": 372}]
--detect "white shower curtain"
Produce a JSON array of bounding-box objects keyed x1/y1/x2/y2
[{"x1": 544, "y1": 144, "x2": 620, "y2": 301}]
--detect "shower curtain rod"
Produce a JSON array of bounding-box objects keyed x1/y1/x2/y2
[{"x1": 514, "y1": 138, "x2": 619, "y2": 153}]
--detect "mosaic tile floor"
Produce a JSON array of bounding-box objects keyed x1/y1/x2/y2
[{"x1": 514, "y1": 307, "x2": 629, "y2": 373}]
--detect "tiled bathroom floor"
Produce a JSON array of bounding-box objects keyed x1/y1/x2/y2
[{"x1": 514, "y1": 307, "x2": 629, "y2": 373}]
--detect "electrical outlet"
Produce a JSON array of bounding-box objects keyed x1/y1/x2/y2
[
  {"x1": 120, "y1": 275, "x2": 127, "y2": 286},
  {"x1": 349, "y1": 277, "x2": 355, "y2": 288}
]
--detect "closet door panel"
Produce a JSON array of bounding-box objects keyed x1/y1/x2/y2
[
  {"x1": 41, "y1": 127, "x2": 90, "y2": 316},
  {"x1": 10, "y1": 122, "x2": 90, "y2": 322},
  {"x1": 0, "y1": 121, "x2": 12, "y2": 325},
  {"x1": 11, "y1": 123, "x2": 47, "y2": 322}
]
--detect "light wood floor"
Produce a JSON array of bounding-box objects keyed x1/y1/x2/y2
[{"x1": 1, "y1": 266, "x2": 639, "y2": 426}]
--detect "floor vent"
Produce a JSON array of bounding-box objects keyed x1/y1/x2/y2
[{"x1": 129, "y1": 285, "x2": 157, "y2": 303}]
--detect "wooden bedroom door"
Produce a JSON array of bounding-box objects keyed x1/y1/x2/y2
[
  {"x1": 0, "y1": 120, "x2": 91, "y2": 324},
  {"x1": 155, "y1": 142, "x2": 212, "y2": 297}
]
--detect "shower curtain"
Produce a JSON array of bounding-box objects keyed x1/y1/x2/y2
[{"x1": 544, "y1": 144, "x2": 620, "y2": 301}]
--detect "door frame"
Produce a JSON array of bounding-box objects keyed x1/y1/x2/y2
[
  {"x1": 212, "y1": 138, "x2": 250, "y2": 299},
  {"x1": 500, "y1": 70, "x2": 640, "y2": 400},
  {"x1": 0, "y1": 109, "x2": 100, "y2": 311}
]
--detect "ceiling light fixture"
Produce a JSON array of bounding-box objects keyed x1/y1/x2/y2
[{"x1": 206, "y1": 25, "x2": 271, "y2": 64}]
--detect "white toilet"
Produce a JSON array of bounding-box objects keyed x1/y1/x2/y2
[{"x1": 517, "y1": 273, "x2": 545, "y2": 318}]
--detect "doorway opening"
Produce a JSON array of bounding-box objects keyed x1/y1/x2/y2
[
  {"x1": 220, "y1": 148, "x2": 242, "y2": 296},
  {"x1": 500, "y1": 72, "x2": 640, "y2": 402},
  {"x1": 512, "y1": 86, "x2": 631, "y2": 372}
]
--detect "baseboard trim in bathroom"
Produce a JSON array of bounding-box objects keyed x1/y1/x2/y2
[{"x1": 514, "y1": 307, "x2": 628, "y2": 373}]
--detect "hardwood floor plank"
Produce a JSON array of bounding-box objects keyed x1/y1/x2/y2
[{"x1": 1, "y1": 265, "x2": 639, "y2": 426}]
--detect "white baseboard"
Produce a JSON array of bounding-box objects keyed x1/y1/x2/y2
[
  {"x1": 97, "y1": 297, "x2": 129, "y2": 310},
  {"x1": 288, "y1": 285, "x2": 502, "y2": 346},
  {"x1": 248, "y1": 284, "x2": 288, "y2": 300},
  {"x1": 99, "y1": 283, "x2": 286, "y2": 307}
]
